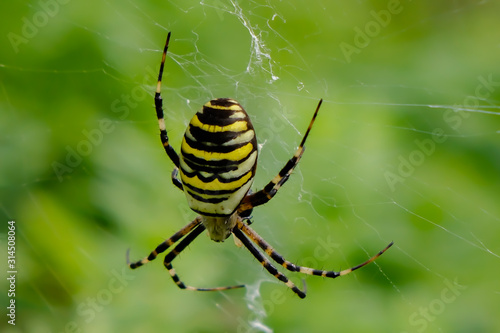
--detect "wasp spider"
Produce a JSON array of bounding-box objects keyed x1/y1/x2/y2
[{"x1": 127, "y1": 32, "x2": 393, "y2": 298}]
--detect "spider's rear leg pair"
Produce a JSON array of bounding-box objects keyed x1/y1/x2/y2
[{"x1": 127, "y1": 217, "x2": 244, "y2": 292}]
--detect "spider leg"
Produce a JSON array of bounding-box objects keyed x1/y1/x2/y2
[
  {"x1": 171, "y1": 167, "x2": 183, "y2": 191},
  {"x1": 155, "y1": 32, "x2": 181, "y2": 168},
  {"x1": 163, "y1": 224, "x2": 245, "y2": 291},
  {"x1": 238, "y1": 99, "x2": 322, "y2": 214},
  {"x1": 127, "y1": 216, "x2": 201, "y2": 269},
  {"x1": 238, "y1": 220, "x2": 393, "y2": 279},
  {"x1": 232, "y1": 225, "x2": 307, "y2": 298}
]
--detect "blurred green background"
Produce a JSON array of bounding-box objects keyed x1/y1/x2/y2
[{"x1": 1, "y1": 0, "x2": 499, "y2": 332}]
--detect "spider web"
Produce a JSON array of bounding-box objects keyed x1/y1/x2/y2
[{"x1": 1, "y1": 0, "x2": 499, "y2": 332}]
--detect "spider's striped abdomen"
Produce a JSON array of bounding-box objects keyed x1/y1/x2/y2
[{"x1": 179, "y1": 98, "x2": 258, "y2": 218}]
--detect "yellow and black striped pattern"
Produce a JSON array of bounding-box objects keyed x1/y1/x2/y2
[{"x1": 179, "y1": 98, "x2": 258, "y2": 217}]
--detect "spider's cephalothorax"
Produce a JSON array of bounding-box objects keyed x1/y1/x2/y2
[
  {"x1": 127, "y1": 32, "x2": 393, "y2": 299},
  {"x1": 179, "y1": 98, "x2": 257, "y2": 241}
]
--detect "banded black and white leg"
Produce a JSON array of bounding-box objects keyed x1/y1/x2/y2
[
  {"x1": 127, "y1": 217, "x2": 202, "y2": 269},
  {"x1": 232, "y1": 225, "x2": 307, "y2": 298},
  {"x1": 154, "y1": 31, "x2": 183, "y2": 191},
  {"x1": 233, "y1": 219, "x2": 393, "y2": 298},
  {"x1": 127, "y1": 216, "x2": 245, "y2": 292},
  {"x1": 163, "y1": 224, "x2": 245, "y2": 291}
]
